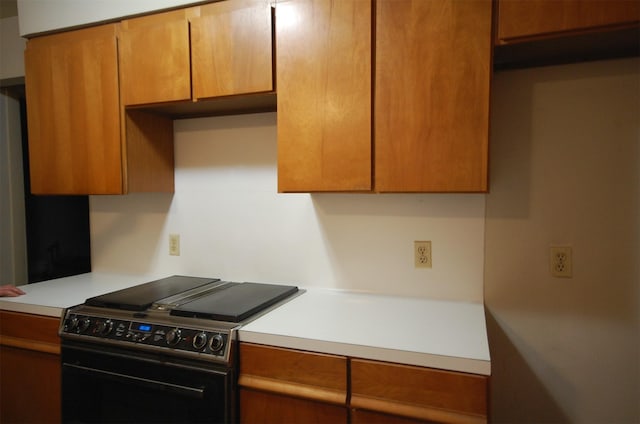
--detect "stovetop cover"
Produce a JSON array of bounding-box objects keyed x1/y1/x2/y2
[
  {"x1": 171, "y1": 282, "x2": 299, "y2": 322},
  {"x1": 85, "y1": 275, "x2": 219, "y2": 311}
]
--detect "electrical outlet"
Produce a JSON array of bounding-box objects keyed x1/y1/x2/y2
[
  {"x1": 169, "y1": 234, "x2": 180, "y2": 256},
  {"x1": 550, "y1": 246, "x2": 572, "y2": 278},
  {"x1": 414, "y1": 241, "x2": 432, "y2": 268}
]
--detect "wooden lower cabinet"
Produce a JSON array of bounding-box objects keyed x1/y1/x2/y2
[
  {"x1": 238, "y1": 343, "x2": 348, "y2": 423},
  {"x1": 351, "y1": 359, "x2": 488, "y2": 424},
  {"x1": 0, "y1": 311, "x2": 61, "y2": 424},
  {"x1": 240, "y1": 388, "x2": 348, "y2": 423},
  {"x1": 239, "y1": 343, "x2": 489, "y2": 424}
]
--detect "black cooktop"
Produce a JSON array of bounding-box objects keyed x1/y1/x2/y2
[
  {"x1": 84, "y1": 275, "x2": 299, "y2": 322},
  {"x1": 171, "y1": 282, "x2": 299, "y2": 322},
  {"x1": 85, "y1": 276, "x2": 219, "y2": 311}
]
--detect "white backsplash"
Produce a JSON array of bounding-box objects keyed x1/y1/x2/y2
[{"x1": 90, "y1": 112, "x2": 486, "y2": 302}]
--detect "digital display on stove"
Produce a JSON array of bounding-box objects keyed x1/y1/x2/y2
[{"x1": 132, "y1": 323, "x2": 152, "y2": 332}]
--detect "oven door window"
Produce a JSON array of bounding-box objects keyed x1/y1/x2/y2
[{"x1": 62, "y1": 345, "x2": 232, "y2": 423}]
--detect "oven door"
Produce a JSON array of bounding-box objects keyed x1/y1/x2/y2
[{"x1": 61, "y1": 341, "x2": 235, "y2": 424}]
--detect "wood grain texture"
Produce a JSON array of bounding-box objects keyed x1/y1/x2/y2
[
  {"x1": 352, "y1": 409, "x2": 428, "y2": 424},
  {"x1": 239, "y1": 342, "x2": 347, "y2": 404},
  {"x1": 276, "y1": 0, "x2": 372, "y2": 192},
  {"x1": 374, "y1": 0, "x2": 491, "y2": 192},
  {"x1": 24, "y1": 24, "x2": 123, "y2": 194},
  {"x1": 351, "y1": 359, "x2": 488, "y2": 423},
  {"x1": 123, "y1": 109, "x2": 175, "y2": 193},
  {"x1": 497, "y1": 0, "x2": 640, "y2": 43},
  {"x1": 119, "y1": 10, "x2": 192, "y2": 105},
  {"x1": 192, "y1": 0, "x2": 273, "y2": 99},
  {"x1": 0, "y1": 311, "x2": 61, "y2": 424},
  {"x1": 240, "y1": 388, "x2": 348, "y2": 424}
]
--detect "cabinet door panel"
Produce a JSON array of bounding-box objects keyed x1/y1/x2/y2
[
  {"x1": 375, "y1": 0, "x2": 491, "y2": 192},
  {"x1": 192, "y1": 0, "x2": 273, "y2": 99},
  {"x1": 497, "y1": 0, "x2": 640, "y2": 42},
  {"x1": 240, "y1": 388, "x2": 348, "y2": 424},
  {"x1": 119, "y1": 15, "x2": 192, "y2": 105},
  {"x1": 24, "y1": 24, "x2": 123, "y2": 194},
  {"x1": 276, "y1": 0, "x2": 372, "y2": 192}
]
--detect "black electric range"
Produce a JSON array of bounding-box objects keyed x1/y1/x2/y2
[
  {"x1": 59, "y1": 276, "x2": 299, "y2": 424},
  {"x1": 60, "y1": 275, "x2": 299, "y2": 364}
]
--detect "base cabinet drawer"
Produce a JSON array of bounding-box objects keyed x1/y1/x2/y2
[{"x1": 351, "y1": 359, "x2": 488, "y2": 424}]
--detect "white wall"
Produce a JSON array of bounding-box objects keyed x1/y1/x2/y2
[
  {"x1": 90, "y1": 112, "x2": 486, "y2": 302},
  {"x1": 485, "y1": 57, "x2": 639, "y2": 422},
  {"x1": 0, "y1": 16, "x2": 26, "y2": 79},
  {"x1": 17, "y1": 0, "x2": 203, "y2": 36},
  {"x1": 0, "y1": 91, "x2": 27, "y2": 285}
]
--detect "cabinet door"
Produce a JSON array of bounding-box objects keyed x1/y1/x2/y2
[
  {"x1": 0, "y1": 312, "x2": 61, "y2": 424},
  {"x1": 241, "y1": 388, "x2": 348, "y2": 424},
  {"x1": 375, "y1": 0, "x2": 491, "y2": 192},
  {"x1": 192, "y1": 0, "x2": 273, "y2": 100},
  {"x1": 238, "y1": 343, "x2": 348, "y2": 423},
  {"x1": 24, "y1": 24, "x2": 123, "y2": 194},
  {"x1": 276, "y1": 0, "x2": 372, "y2": 192},
  {"x1": 497, "y1": 0, "x2": 640, "y2": 43},
  {"x1": 119, "y1": 9, "x2": 193, "y2": 106}
]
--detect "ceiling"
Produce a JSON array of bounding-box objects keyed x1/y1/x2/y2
[{"x1": 0, "y1": 0, "x2": 18, "y2": 18}]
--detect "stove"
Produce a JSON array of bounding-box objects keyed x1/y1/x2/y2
[{"x1": 59, "y1": 275, "x2": 299, "y2": 423}]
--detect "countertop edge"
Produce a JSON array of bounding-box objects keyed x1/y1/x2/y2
[
  {"x1": 238, "y1": 329, "x2": 491, "y2": 376},
  {"x1": 0, "y1": 301, "x2": 63, "y2": 318}
]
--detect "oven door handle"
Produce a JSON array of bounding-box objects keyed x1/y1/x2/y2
[{"x1": 63, "y1": 363, "x2": 205, "y2": 399}]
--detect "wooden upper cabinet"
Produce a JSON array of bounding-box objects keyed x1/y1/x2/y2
[
  {"x1": 276, "y1": 0, "x2": 372, "y2": 192},
  {"x1": 119, "y1": 9, "x2": 193, "y2": 106},
  {"x1": 119, "y1": 0, "x2": 274, "y2": 107},
  {"x1": 24, "y1": 24, "x2": 123, "y2": 194},
  {"x1": 375, "y1": 0, "x2": 492, "y2": 192},
  {"x1": 497, "y1": 0, "x2": 640, "y2": 43},
  {"x1": 193, "y1": 0, "x2": 273, "y2": 100}
]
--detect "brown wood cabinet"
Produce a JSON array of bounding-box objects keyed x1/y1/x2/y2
[
  {"x1": 0, "y1": 311, "x2": 61, "y2": 424},
  {"x1": 351, "y1": 358, "x2": 488, "y2": 424},
  {"x1": 375, "y1": 0, "x2": 491, "y2": 192},
  {"x1": 276, "y1": 0, "x2": 491, "y2": 193},
  {"x1": 239, "y1": 343, "x2": 489, "y2": 424},
  {"x1": 119, "y1": 0, "x2": 273, "y2": 107},
  {"x1": 496, "y1": 0, "x2": 640, "y2": 43},
  {"x1": 24, "y1": 23, "x2": 174, "y2": 195},
  {"x1": 276, "y1": 0, "x2": 372, "y2": 192},
  {"x1": 238, "y1": 342, "x2": 348, "y2": 423}
]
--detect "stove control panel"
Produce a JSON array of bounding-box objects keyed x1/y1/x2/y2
[{"x1": 61, "y1": 313, "x2": 230, "y2": 360}]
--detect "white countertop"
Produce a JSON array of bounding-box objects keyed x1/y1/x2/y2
[
  {"x1": 239, "y1": 288, "x2": 491, "y2": 375},
  {"x1": 0, "y1": 273, "x2": 159, "y2": 317},
  {"x1": 0, "y1": 273, "x2": 490, "y2": 375}
]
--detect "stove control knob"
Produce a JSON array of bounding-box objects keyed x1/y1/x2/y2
[
  {"x1": 209, "y1": 334, "x2": 224, "y2": 352},
  {"x1": 166, "y1": 328, "x2": 182, "y2": 347},
  {"x1": 65, "y1": 316, "x2": 79, "y2": 332},
  {"x1": 95, "y1": 320, "x2": 113, "y2": 336},
  {"x1": 193, "y1": 332, "x2": 208, "y2": 350},
  {"x1": 77, "y1": 318, "x2": 91, "y2": 333}
]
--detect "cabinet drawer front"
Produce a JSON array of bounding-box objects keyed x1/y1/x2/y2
[
  {"x1": 239, "y1": 343, "x2": 347, "y2": 405},
  {"x1": 351, "y1": 359, "x2": 488, "y2": 424}
]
